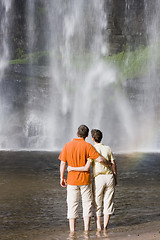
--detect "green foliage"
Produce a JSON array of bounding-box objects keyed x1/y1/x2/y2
[
  {"x1": 10, "y1": 44, "x2": 160, "y2": 82},
  {"x1": 104, "y1": 44, "x2": 160, "y2": 80},
  {"x1": 16, "y1": 47, "x2": 25, "y2": 59},
  {"x1": 10, "y1": 51, "x2": 49, "y2": 65}
]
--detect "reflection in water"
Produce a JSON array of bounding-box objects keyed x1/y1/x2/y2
[
  {"x1": 0, "y1": 151, "x2": 160, "y2": 239},
  {"x1": 67, "y1": 230, "x2": 110, "y2": 240}
]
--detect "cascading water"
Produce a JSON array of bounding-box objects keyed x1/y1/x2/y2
[
  {"x1": 124, "y1": 0, "x2": 160, "y2": 150},
  {"x1": 0, "y1": 1, "x2": 160, "y2": 151},
  {"x1": 26, "y1": 0, "x2": 35, "y2": 58},
  {"x1": 0, "y1": 2, "x2": 10, "y2": 80},
  {"x1": 0, "y1": 1, "x2": 12, "y2": 149},
  {"x1": 47, "y1": 1, "x2": 115, "y2": 148},
  {"x1": 46, "y1": 0, "x2": 132, "y2": 150},
  {"x1": 142, "y1": 0, "x2": 160, "y2": 149},
  {"x1": 117, "y1": 0, "x2": 160, "y2": 151},
  {"x1": 24, "y1": 0, "x2": 44, "y2": 149},
  {"x1": 46, "y1": 0, "x2": 141, "y2": 151}
]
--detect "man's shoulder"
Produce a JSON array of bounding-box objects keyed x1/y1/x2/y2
[
  {"x1": 64, "y1": 139, "x2": 94, "y2": 150},
  {"x1": 61, "y1": 139, "x2": 74, "y2": 149},
  {"x1": 85, "y1": 141, "x2": 95, "y2": 150},
  {"x1": 85, "y1": 141, "x2": 92, "y2": 146},
  {"x1": 66, "y1": 139, "x2": 74, "y2": 144},
  {"x1": 64, "y1": 139, "x2": 75, "y2": 147},
  {"x1": 64, "y1": 138, "x2": 87, "y2": 147}
]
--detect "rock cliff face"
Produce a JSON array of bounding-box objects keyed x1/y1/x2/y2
[
  {"x1": 105, "y1": 0, "x2": 146, "y2": 54},
  {"x1": 9, "y1": 0, "x2": 47, "y2": 59},
  {"x1": 8, "y1": 0, "x2": 147, "y2": 59}
]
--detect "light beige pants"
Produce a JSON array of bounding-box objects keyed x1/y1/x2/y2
[
  {"x1": 67, "y1": 184, "x2": 92, "y2": 219},
  {"x1": 94, "y1": 174, "x2": 115, "y2": 216}
]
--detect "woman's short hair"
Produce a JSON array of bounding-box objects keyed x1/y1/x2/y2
[{"x1": 91, "y1": 129, "x2": 103, "y2": 143}]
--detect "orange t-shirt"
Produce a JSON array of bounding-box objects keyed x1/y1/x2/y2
[{"x1": 59, "y1": 138, "x2": 100, "y2": 185}]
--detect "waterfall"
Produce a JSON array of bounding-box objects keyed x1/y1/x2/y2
[
  {"x1": 0, "y1": 1, "x2": 12, "y2": 149},
  {"x1": 45, "y1": 0, "x2": 138, "y2": 150},
  {"x1": 0, "y1": 1, "x2": 160, "y2": 151},
  {"x1": 133, "y1": 0, "x2": 160, "y2": 150},
  {"x1": 144, "y1": 0, "x2": 160, "y2": 149},
  {"x1": 46, "y1": 0, "x2": 120, "y2": 149},
  {"x1": 26, "y1": 0, "x2": 35, "y2": 58},
  {"x1": 25, "y1": 0, "x2": 40, "y2": 149},
  {"x1": 23, "y1": 1, "x2": 49, "y2": 149},
  {"x1": 0, "y1": 1, "x2": 11, "y2": 80}
]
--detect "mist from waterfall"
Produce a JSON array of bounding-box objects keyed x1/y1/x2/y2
[
  {"x1": 128, "y1": 0, "x2": 160, "y2": 150},
  {"x1": 46, "y1": 0, "x2": 134, "y2": 150},
  {"x1": 118, "y1": 0, "x2": 160, "y2": 151},
  {"x1": 47, "y1": 1, "x2": 113, "y2": 148},
  {"x1": 143, "y1": 0, "x2": 160, "y2": 149}
]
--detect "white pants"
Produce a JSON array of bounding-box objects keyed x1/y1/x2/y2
[
  {"x1": 94, "y1": 174, "x2": 115, "y2": 216},
  {"x1": 67, "y1": 184, "x2": 92, "y2": 219}
]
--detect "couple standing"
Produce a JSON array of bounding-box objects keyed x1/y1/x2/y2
[{"x1": 59, "y1": 125, "x2": 117, "y2": 233}]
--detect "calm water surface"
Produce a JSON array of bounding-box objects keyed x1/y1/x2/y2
[{"x1": 0, "y1": 151, "x2": 160, "y2": 239}]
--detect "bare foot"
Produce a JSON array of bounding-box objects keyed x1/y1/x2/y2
[
  {"x1": 103, "y1": 228, "x2": 109, "y2": 237},
  {"x1": 96, "y1": 228, "x2": 102, "y2": 238},
  {"x1": 83, "y1": 230, "x2": 89, "y2": 239}
]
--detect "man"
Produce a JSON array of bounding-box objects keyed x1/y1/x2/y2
[{"x1": 59, "y1": 125, "x2": 111, "y2": 233}]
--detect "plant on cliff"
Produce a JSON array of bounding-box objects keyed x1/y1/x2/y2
[
  {"x1": 10, "y1": 51, "x2": 49, "y2": 65},
  {"x1": 105, "y1": 44, "x2": 160, "y2": 80},
  {"x1": 10, "y1": 44, "x2": 160, "y2": 81}
]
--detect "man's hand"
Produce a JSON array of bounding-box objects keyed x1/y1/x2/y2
[
  {"x1": 96, "y1": 156, "x2": 111, "y2": 167},
  {"x1": 60, "y1": 161, "x2": 66, "y2": 187},
  {"x1": 60, "y1": 178, "x2": 67, "y2": 187}
]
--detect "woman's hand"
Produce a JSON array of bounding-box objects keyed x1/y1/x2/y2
[{"x1": 67, "y1": 166, "x2": 72, "y2": 172}]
